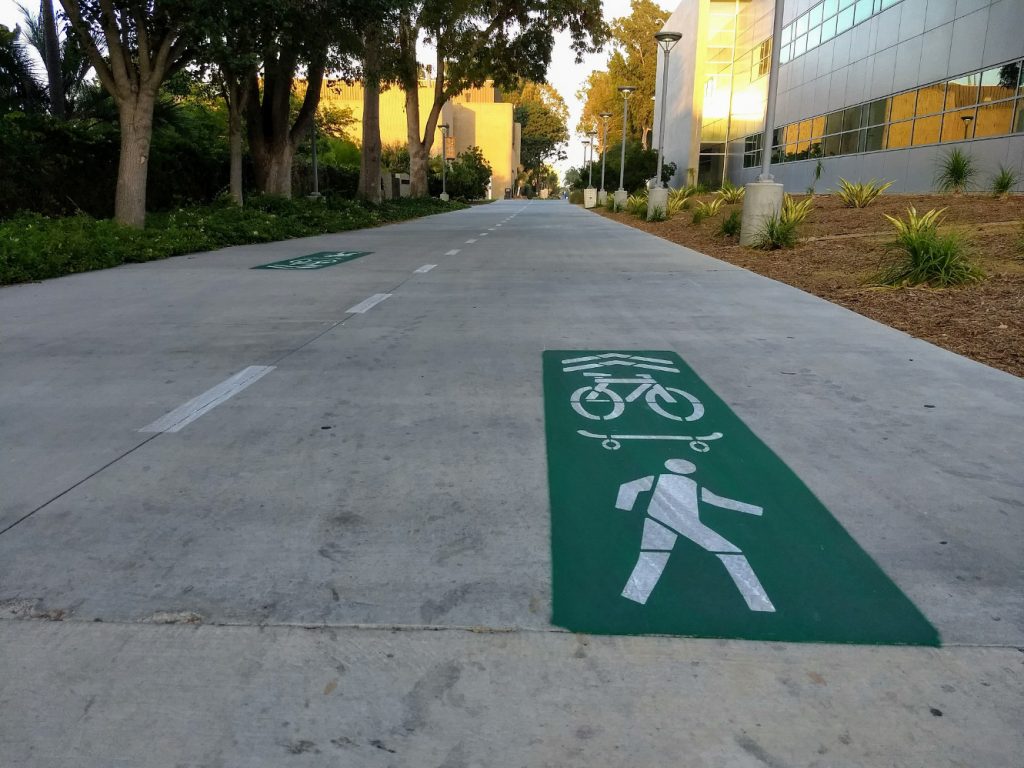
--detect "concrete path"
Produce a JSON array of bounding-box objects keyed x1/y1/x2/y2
[{"x1": 1, "y1": 200, "x2": 1021, "y2": 766}]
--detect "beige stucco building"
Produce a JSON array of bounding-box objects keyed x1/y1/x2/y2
[{"x1": 321, "y1": 81, "x2": 522, "y2": 199}]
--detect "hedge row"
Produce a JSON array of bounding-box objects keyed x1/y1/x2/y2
[{"x1": 0, "y1": 195, "x2": 467, "y2": 285}]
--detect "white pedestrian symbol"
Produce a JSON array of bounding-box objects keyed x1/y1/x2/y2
[{"x1": 615, "y1": 459, "x2": 775, "y2": 612}]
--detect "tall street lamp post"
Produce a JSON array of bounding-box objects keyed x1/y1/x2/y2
[
  {"x1": 598, "y1": 111, "x2": 612, "y2": 204},
  {"x1": 438, "y1": 123, "x2": 450, "y2": 201},
  {"x1": 739, "y1": 0, "x2": 786, "y2": 245},
  {"x1": 614, "y1": 85, "x2": 636, "y2": 210},
  {"x1": 587, "y1": 131, "x2": 598, "y2": 188},
  {"x1": 648, "y1": 30, "x2": 681, "y2": 220}
]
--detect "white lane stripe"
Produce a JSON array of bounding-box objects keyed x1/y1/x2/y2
[
  {"x1": 466, "y1": 239, "x2": 477, "y2": 243},
  {"x1": 414, "y1": 264, "x2": 437, "y2": 273},
  {"x1": 140, "y1": 366, "x2": 275, "y2": 434},
  {"x1": 445, "y1": 249, "x2": 461, "y2": 256},
  {"x1": 480, "y1": 232, "x2": 489, "y2": 236},
  {"x1": 346, "y1": 293, "x2": 392, "y2": 314}
]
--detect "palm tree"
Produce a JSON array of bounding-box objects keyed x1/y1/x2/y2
[{"x1": 0, "y1": 24, "x2": 47, "y2": 113}]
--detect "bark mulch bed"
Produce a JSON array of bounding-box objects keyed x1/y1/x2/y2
[{"x1": 597, "y1": 193, "x2": 1024, "y2": 378}]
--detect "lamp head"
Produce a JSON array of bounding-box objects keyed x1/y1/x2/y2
[
  {"x1": 655, "y1": 30, "x2": 682, "y2": 51},
  {"x1": 599, "y1": 112, "x2": 613, "y2": 118},
  {"x1": 618, "y1": 85, "x2": 637, "y2": 97},
  {"x1": 439, "y1": 123, "x2": 449, "y2": 132}
]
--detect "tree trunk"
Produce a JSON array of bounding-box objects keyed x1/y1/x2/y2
[
  {"x1": 40, "y1": 0, "x2": 65, "y2": 118},
  {"x1": 228, "y1": 104, "x2": 244, "y2": 205},
  {"x1": 115, "y1": 93, "x2": 155, "y2": 228},
  {"x1": 641, "y1": 126, "x2": 651, "y2": 150},
  {"x1": 359, "y1": 79, "x2": 383, "y2": 203},
  {"x1": 358, "y1": 34, "x2": 382, "y2": 204},
  {"x1": 259, "y1": 148, "x2": 294, "y2": 196},
  {"x1": 405, "y1": 86, "x2": 430, "y2": 198}
]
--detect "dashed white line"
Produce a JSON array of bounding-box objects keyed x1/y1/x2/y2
[
  {"x1": 480, "y1": 232, "x2": 489, "y2": 237},
  {"x1": 346, "y1": 293, "x2": 392, "y2": 314},
  {"x1": 414, "y1": 264, "x2": 437, "y2": 273},
  {"x1": 445, "y1": 249, "x2": 461, "y2": 256},
  {"x1": 140, "y1": 366, "x2": 275, "y2": 434},
  {"x1": 466, "y1": 239, "x2": 477, "y2": 244}
]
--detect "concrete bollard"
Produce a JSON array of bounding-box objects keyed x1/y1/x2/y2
[
  {"x1": 739, "y1": 181, "x2": 784, "y2": 246},
  {"x1": 584, "y1": 187, "x2": 598, "y2": 209},
  {"x1": 613, "y1": 189, "x2": 628, "y2": 210},
  {"x1": 597, "y1": 190, "x2": 608, "y2": 205},
  {"x1": 647, "y1": 187, "x2": 669, "y2": 220}
]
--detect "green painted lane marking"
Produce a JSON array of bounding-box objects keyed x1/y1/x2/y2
[
  {"x1": 543, "y1": 351, "x2": 939, "y2": 645},
  {"x1": 253, "y1": 251, "x2": 371, "y2": 270}
]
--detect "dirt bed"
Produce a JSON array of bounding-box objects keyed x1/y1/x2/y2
[{"x1": 598, "y1": 194, "x2": 1024, "y2": 378}]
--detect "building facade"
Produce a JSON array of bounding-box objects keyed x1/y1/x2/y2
[
  {"x1": 321, "y1": 82, "x2": 522, "y2": 199},
  {"x1": 655, "y1": 0, "x2": 1024, "y2": 192}
]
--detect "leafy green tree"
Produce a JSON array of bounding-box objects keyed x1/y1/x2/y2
[
  {"x1": 441, "y1": 145, "x2": 492, "y2": 200},
  {"x1": 394, "y1": 0, "x2": 606, "y2": 197},
  {"x1": 508, "y1": 81, "x2": 569, "y2": 195},
  {"x1": 0, "y1": 24, "x2": 47, "y2": 114},
  {"x1": 578, "y1": 0, "x2": 668, "y2": 148},
  {"x1": 58, "y1": 0, "x2": 201, "y2": 227},
  {"x1": 566, "y1": 139, "x2": 673, "y2": 191}
]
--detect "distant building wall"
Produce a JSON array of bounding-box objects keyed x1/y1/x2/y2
[
  {"x1": 656, "y1": 0, "x2": 1024, "y2": 192},
  {"x1": 321, "y1": 82, "x2": 521, "y2": 199}
]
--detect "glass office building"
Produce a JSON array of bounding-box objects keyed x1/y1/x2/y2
[{"x1": 655, "y1": 0, "x2": 1024, "y2": 191}]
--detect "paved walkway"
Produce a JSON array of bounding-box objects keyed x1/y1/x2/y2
[{"x1": 1, "y1": 200, "x2": 1021, "y2": 766}]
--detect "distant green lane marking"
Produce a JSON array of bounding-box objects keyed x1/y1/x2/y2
[
  {"x1": 543, "y1": 350, "x2": 939, "y2": 646},
  {"x1": 253, "y1": 251, "x2": 371, "y2": 270}
]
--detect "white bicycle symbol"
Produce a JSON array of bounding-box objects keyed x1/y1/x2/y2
[{"x1": 570, "y1": 374, "x2": 704, "y2": 422}]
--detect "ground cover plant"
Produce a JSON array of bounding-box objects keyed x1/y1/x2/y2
[
  {"x1": 716, "y1": 182, "x2": 744, "y2": 204},
  {"x1": 0, "y1": 196, "x2": 466, "y2": 285},
  {"x1": 717, "y1": 210, "x2": 741, "y2": 238},
  {"x1": 991, "y1": 166, "x2": 1019, "y2": 198},
  {"x1": 691, "y1": 197, "x2": 724, "y2": 224},
  {"x1": 874, "y1": 207, "x2": 985, "y2": 287},
  {"x1": 597, "y1": 192, "x2": 1024, "y2": 377},
  {"x1": 935, "y1": 148, "x2": 978, "y2": 194},
  {"x1": 836, "y1": 178, "x2": 893, "y2": 208}
]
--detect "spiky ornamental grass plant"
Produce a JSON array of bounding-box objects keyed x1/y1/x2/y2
[
  {"x1": 626, "y1": 191, "x2": 648, "y2": 217},
  {"x1": 751, "y1": 212, "x2": 798, "y2": 250},
  {"x1": 691, "y1": 197, "x2": 724, "y2": 224},
  {"x1": 836, "y1": 178, "x2": 894, "y2": 208},
  {"x1": 716, "y1": 181, "x2": 745, "y2": 204},
  {"x1": 935, "y1": 148, "x2": 978, "y2": 194},
  {"x1": 990, "y1": 165, "x2": 1019, "y2": 198},
  {"x1": 874, "y1": 207, "x2": 985, "y2": 287},
  {"x1": 781, "y1": 194, "x2": 814, "y2": 224},
  {"x1": 717, "y1": 210, "x2": 741, "y2": 238}
]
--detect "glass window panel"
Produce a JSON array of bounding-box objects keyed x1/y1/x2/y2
[
  {"x1": 808, "y1": 139, "x2": 824, "y2": 157},
  {"x1": 809, "y1": 4, "x2": 823, "y2": 26},
  {"x1": 911, "y1": 115, "x2": 942, "y2": 145},
  {"x1": 823, "y1": 134, "x2": 842, "y2": 155},
  {"x1": 944, "y1": 74, "x2": 979, "y2": 110},
  {"x1": 974, "y1": 101, "x2": 1014, "y2": 137},
  {"x1": 836, "y1": 6, "x2": 855, "y2": 33},
  {"x1": 941, "y1": 109, "x2": 977, "y2": 142},
  {"x1": 797, "y1": 120, "x2": 813, "y2": 141},
  {"x1": 864, "y1": 125, "x2": 885, "y2": 151},
  {"x1": 916, "y1": 82, "x2": 946, "y2": 115},
  {"x1": 886, "y1": 120, "x2": 913, "y2": 148},
  {"x1": 773, "y1": 127, "x2": 785, "y2": 146},
  {"x1": 843, "y1": 104, "x2": 864, "y2": 130},
  {"x1": 794, "y1": 33, "x2": 807, "y2": 56},
  {"x1": 866, "y1": 98, "x2": 889, "y2": 125},
  {"x1": 1014, "y1": 98, "x2": 1024, "y2": 133},
  {"x1": 821, "y1": 14, "x2": 838, "y2": 41},
  {"x1": 979, "y1": 64, "x2": 1019, "y2": 102},
  {"x1": 890, "y1": 91, "x2": 916, "y2": 120},
  {"x1": 781, "y1": 44, "x2": 791, "y2": 63},
  {"x1": 796, "y1": 14, "x2": 808, "y2": 36},
  {"x1": 823, "y1": 0, "x2": 839, "y2": 16},
  {"x1": 825, "y1": 110, "x2": 844, "y2": 134},
  {"x1": 807, "y1": 24, "x2": 822, "y2": 47},
  {"x1": 839, "y1": 130, "x2": 863, "y2": 154},
  {"x1": 786, "y1": 123, "x2": 801, "y2": 143},
  {"x1": 854, "y1": 0, "x2": 873, "y2": 24},
  {"x1": 881, "y1": 0, "x2": 900, "y2": 7},
  {"x1": 839, "y1": 0, "x2": 855, "y2": 9},
  {"x1": 782, "y1": 23, "x2": 793, "y2": 44},
  {"x1": 784, "y1": 143, "x2": 799, "y2": 161},
  {"x1": 811, "y1": 115, "x2": 826, "y2": 137}
]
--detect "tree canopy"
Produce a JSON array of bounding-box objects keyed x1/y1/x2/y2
[{"x1": 508, "y1": 81, "x2": 569, "y2": 193}]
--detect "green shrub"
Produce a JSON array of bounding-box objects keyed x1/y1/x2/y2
[
  {"x1": 717, "y1": 210, "x2": 741, "y2": 238},
  {"x1": 716, "y1": 181, "x2": 745, "y2": 204},
  {"x1": 751, "y1": 212, "x2": 798, "y2": 250},
  {"x1": 0, "y1": 197, "x2": 467, "y2": 285},
  {"x1": 781, "y1": 194, "x2": 814, "y2": 224},
  {"x1": 569, "y1": 189, "x2": 584, "y2": 204},
  {"x1": 692, "y1": 197, "x2": 724, "y2": 224},
  {"x1": 648, "y1": 206, "x2": 667, "y2": 222},
  {"x1": 935, "y1": 148, "x2": 978, "y2": 194},
  {"x1": 626, "y1": 191, "x2": 648, "y2": 217},
  {"x1": 836, "y1": 178, "x2": 893, "y2": 207},
  {"x1": 990, "y1": 165, "x2": 1019, "y2": 197},
  {"x1": 874, "y1": 207, "x2": 984, "y2": 287}
]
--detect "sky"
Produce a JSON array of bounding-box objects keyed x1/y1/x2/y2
[{"x1": 0, "y1": 0, "x2": 637, "y2": 178}]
